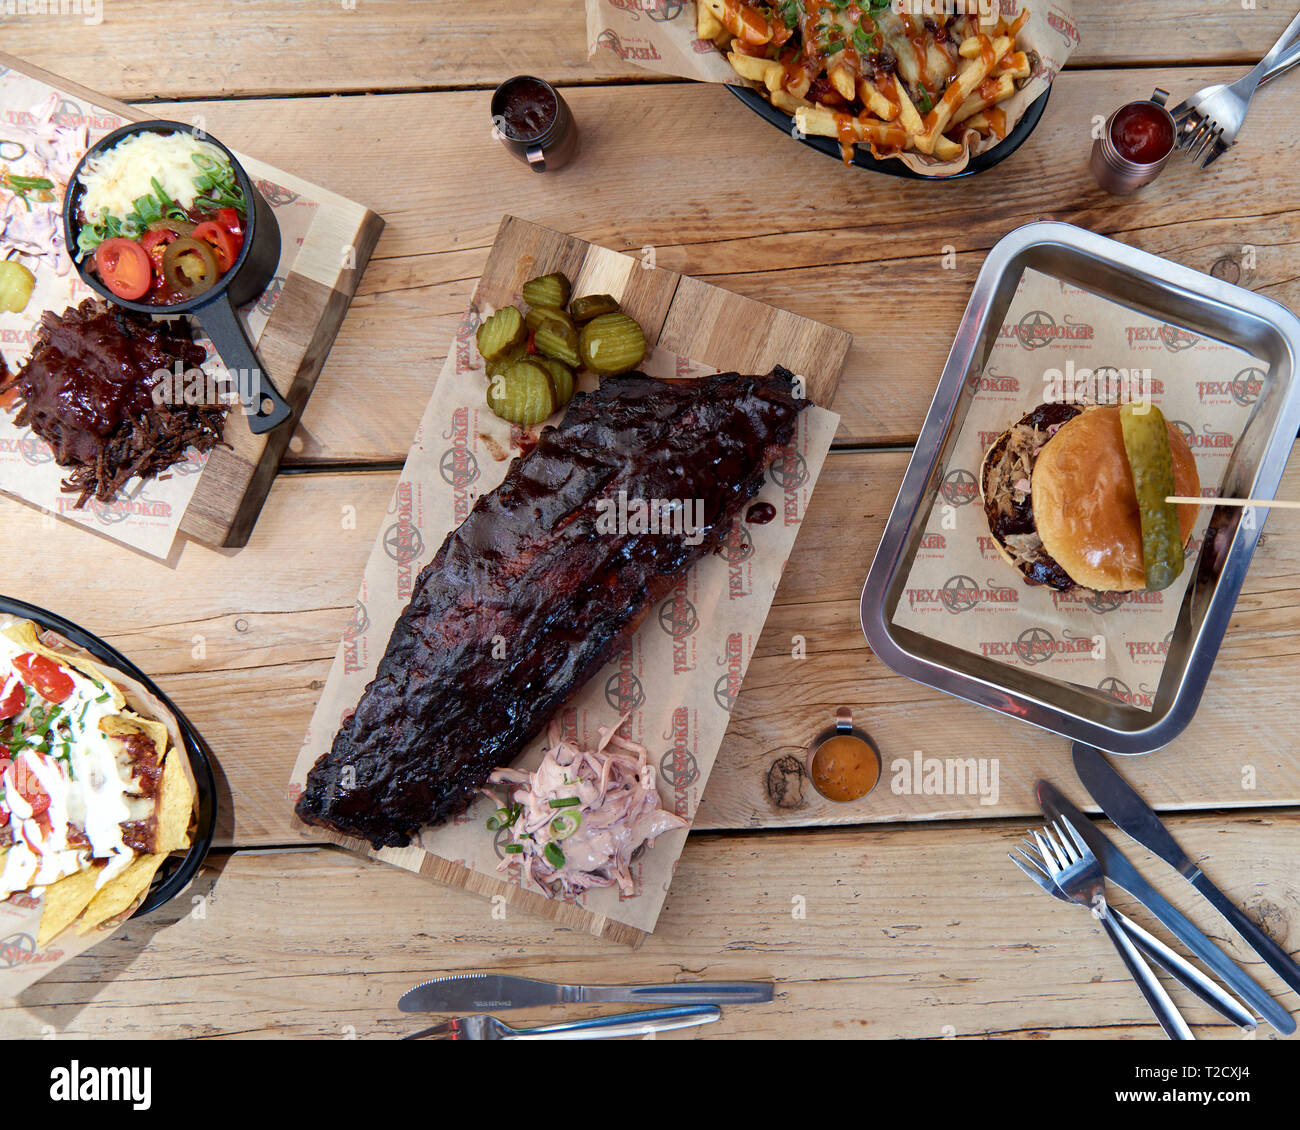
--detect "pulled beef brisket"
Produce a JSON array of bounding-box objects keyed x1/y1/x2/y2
[
  {"x1": 981, "y1": 401, "x2": 1081, "y2": 590},
  {"x1": 0, "y1": 299, "x2": 226, "y2": 507},
  {"x1": 296, "y1": 368, "x2": 808, "y2": 848}
]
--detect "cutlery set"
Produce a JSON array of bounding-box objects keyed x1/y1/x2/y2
[
  {"x1": 398, "y1": 974, "x2": 773, "y2": 1040},
  {"x1": 1172, "y1": 8, "x2": 1300, "y2": 167},
  {"x1": 1014, "y1": 746, "x2": 1300, "y2": 1040}
]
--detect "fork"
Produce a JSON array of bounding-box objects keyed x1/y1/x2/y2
[
  {"x1": 402, "y1": 1003, "x2": 721, "y2": 1040},
  {"x1": 1010, "y1": 847, "x2": 1255, "y2": 1030},
  {"x1": 1026, "y1": 819, "x2": 1193, "y2": 1040},
  {"x1": 1173, "y1": 9, "x2": 1300, "y2": 167}
]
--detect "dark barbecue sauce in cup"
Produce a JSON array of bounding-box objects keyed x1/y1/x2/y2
[{"x1": 498, "y1": 77, "x2": 557, "y2": 142}]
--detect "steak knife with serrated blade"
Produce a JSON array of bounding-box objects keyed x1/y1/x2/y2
[
  {"x1": 398, "y1": 974, "x2": 774, "y2": 1013},
  {"x1": 1074, "y1": 742, "x2": 1300, "y2": 999},
  {"x1": 1036, "y1": 779, "x2": 1295, "y2": 1035}
]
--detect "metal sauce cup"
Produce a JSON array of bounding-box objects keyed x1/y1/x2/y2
[
  {"x1": 491, "y1": 76, "x2": 578, "y2": 172},
  {"x1": 807, "y1": 708, "x2": 882, "y2": 803},
  {"x1": 1090, "y1": 88, "x2": 1176, "y2": 196}
]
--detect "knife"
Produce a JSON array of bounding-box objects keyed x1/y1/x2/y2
[
  {"x1": 399, "y1": 973, "x2": 774, "y2": 1013},
  {"x1": 1036, "y1": 779, "x2": 1296, "y2": 1035},
  {"x1": 1074, "y1": 742, "x2": 1300, "y2": 999}
]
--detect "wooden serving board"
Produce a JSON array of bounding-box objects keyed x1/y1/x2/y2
[
  {"x1": 0, "y1": 51, "x2": 384, "y2": 547},
  {"x1": 486, "y1": 216, "x2": 851, "y2": 408},
  {"x1": 295, "y1": 216, "x2": 851, "y2": 947}
]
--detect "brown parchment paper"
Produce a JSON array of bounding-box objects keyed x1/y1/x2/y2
[
  {"x1": 290, "y1": 293, "x2": 839, "y2": 935},
  {"x1": 0, "y1": 619, "x2": 197, "y2": 998},
  {"x1": 891, "y1": 267, "x2": 1265, "y2": 711},
  {"x1": 584, "y1": 0, "x2": 1078, "y2": 176},
  {"x1": 0, "y1": 69, "x2": 319, "y2": 558}
]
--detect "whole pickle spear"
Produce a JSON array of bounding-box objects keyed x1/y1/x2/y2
[{"x1": 1120, "y1": 403, "x2": 1184, "y2": 591}]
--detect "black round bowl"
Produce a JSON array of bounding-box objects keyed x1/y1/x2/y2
[
  {"x1": 0, "y1": 595, "x2": 217, "y2": 918},
  {"x1": 727, "y1": 84, "x2": 1051, "y2": 180},
  {"x1": 62, "y1": 119, "x2": 291, "y2": 434}
]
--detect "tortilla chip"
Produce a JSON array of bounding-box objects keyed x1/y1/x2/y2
[
  {"x1": 37, "y1": 867, "x2": 102, "y2": 946},
  {"x1": 155, "y1": 749, "x2": 194, "y2": 852},
  {"x1": 2, "y1": 620, "x2": 127, "y2": 710},
  {"x1": 75, "y1": 852, "x2": 169, "y2": 934}
]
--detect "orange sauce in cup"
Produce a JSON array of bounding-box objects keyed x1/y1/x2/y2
[{"x1": 810, "y1": 734, "x2": 880, "y2": 802}]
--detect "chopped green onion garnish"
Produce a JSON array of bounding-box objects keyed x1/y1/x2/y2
[
  {"x1": 550, "y1": 812, "x2": 582, "y2": 840},
  {"x1": 543, "y1": 842, "x2": 565, "y2": 869},
  {"x1": 503, "y1": 843, "x2": 523, "y2": 854},
  {"x1": 547, "y1": 796, "x2": 581, "y2": 808}
]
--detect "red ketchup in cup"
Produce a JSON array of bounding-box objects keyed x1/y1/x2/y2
[{"x1": 1110, "y1": 101, "x2": 1174, "y2": 165}]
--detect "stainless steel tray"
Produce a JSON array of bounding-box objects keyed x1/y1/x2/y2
[{"x1": 861, "y1": 221, "x2": 1300, "y2": 754}]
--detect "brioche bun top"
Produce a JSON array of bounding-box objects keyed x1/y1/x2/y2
[{"x1": 1031, "y1": 405, "x2": 1200, "y2": 592}]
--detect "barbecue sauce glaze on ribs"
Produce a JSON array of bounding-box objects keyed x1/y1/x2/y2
[{"x1": 295, "y1": 368, "x2": 808, "y2": 848}]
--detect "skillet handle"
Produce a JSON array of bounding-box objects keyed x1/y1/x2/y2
[{"x1": 197, "y1": 295, "x2": 293, "y2": 435}]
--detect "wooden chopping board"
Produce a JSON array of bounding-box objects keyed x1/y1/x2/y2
[
  {"x1": 301, "y1": 216, "x2": 852, "y2": 947},
  {"x1": 0, "y1": 51, "x2": 384, "y2": 547}
]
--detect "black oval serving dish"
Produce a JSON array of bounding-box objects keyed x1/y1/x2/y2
[
  {"x1": 726, "y1": 83, "x2": 1051, "y2": 180},
  {"x1": 0, "y1": 595, "x2": 217, "y2": 918}
]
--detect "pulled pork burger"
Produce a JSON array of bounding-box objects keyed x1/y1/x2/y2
[{"x1": 980, "y1": 403, "x2": 1201, "y2": 593}]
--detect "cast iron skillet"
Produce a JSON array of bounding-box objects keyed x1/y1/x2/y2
[
  {"x1": 0, "y1": 595, "x2": 218, "y2": 918},
  {"x1": 62, "y1": 119, "x2": 292, "y2": 434},
  {"x1": 727, "y1": 84, "x2": 1051, "y2": 179}
]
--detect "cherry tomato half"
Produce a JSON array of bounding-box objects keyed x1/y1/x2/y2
[
  {"x1": 12, "y1": 758, "x2": 51, "y2": 817},
  {"x1": 215, "y1": 207, "x2": 243, "y2": 237},
  {"x1": 0, "y1": 681, "x2": 24, "y2": 719},
  {"x1": 192, "y1": 221, "x2": 241, "y2": 274},
  {"x1": 12, "y1": 653, "x2": 74, "y2": 703},
  {"x1": 94, "y1": 237, "x2": 152, "y2": 301}
]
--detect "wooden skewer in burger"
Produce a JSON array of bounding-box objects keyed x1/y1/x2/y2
[{"x1": 980, "y1": 401, "x2": 1200, "y2": 593}]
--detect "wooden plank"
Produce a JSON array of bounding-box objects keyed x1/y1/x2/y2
[
  {"x1": 0, "y1": 51, "x2": 384, "y2": 546},
  {"x1": 0, "y1": 1, "x2": 1294, "y2": 100},
  {"x1": 4, "y1": 444, "x2": 1300, "y2": 847},
  {"x1": 141, "y1": 70, "x2": 1300, "y2": 461},
  {"x1": 3, "y1": 811, "x2": 1295, "y2": 1038}
]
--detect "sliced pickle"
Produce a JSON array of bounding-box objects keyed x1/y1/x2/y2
[
  {"x1": 568, "y1": 293, "x2": 620, "y2": 323},
  {"x1": 486, "y1": 358, "x2": 557, "y2": 427},
  {"x1": 485, "y1": 344, "x2": 527, "y2": 381},
  {"x1": 538, "y1": 356, "x2": 575, "y2": 408},
  {"x1": 0, "y1": 260, "x2": 36, "y2": 313},
  {"x1": 524, "y1": 304, "x2": 576, "y2": 334},
  {"x1": 521, "y1": 271, "x2": 572, "y2": 310},
  {"x1": 578, "y1": 312, "x2": 646, "y2": 376},
  {"x1": 533, "y1": 319, "x2": 580, "y2": 369},
  {"x1": 476, "y1": 305, "x2": 526, "y2": 363},
  {"x1": 1119, "y1": 403, "x2": 1184, "y2": 591}
]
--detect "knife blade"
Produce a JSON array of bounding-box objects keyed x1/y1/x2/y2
[
  {"x1": 398, "y1": 973, "x2": 774, "y2": 1013},
  {"x1": 1036, "y1": 779, "x2": 1296, "y2": 1035},
  {"x1": 1074, "y1": 742, "x2": 1300, "y2": 999}
]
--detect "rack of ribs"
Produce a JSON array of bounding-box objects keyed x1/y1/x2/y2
[{"x1": 295, "y1": 367, "x2": 809, "y2": 848}]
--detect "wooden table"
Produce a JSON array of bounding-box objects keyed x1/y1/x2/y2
[{"x1": 2, "y1": 1, "x2": 1299, "y2": 1039}]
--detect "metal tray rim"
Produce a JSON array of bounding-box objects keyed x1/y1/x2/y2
[{"x1": 861, "y1": 220, "x2": 1300, "y2": 754}]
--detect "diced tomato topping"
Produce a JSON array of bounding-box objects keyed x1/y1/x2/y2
[
  {"x1": 12, "y1": 757, "x2": 50, "y2": 816},
  {"x1": 12, "y1": 652, "x2": 74, "y2": 703},
  {"x1": 215, "y1": 208, "x2": 243, "y2": 237},
  {"x1": 0, "y1": 681, "x2": 23, "y2": 719},
  {"x1": 192, "y1": 220, "x2": 242, "y2": 273}
]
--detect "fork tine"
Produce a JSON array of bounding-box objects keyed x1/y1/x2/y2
[
  {"x1": 1200, "y1": 139, "x2": 1227, "y2": 169},
  {"x1": 1033, "y1": 828, "x2": 1065, "y2": 872},
  {"x1": 403, "y1": 1020, "x2": 454, "y2": 1041},
  {"x1": 1011, "y1": 846, "x2": 1050, "y2": 878},
  {"x1": 1009, "y1": 851, "x2": 1055, "y2": 893},
  {"x1": 1057, "y1": 816, "x2": 1091, "y2": 858},
  {"x1": 1178, "y1": 118, "x2": 1209, "y2": 154},
  {"x1": 1192, "y1": 122, "x2": 1220, "y2": 163},
  {"x1": 1051, "y1": 819, "x2": 1081, "y2": 864}
]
